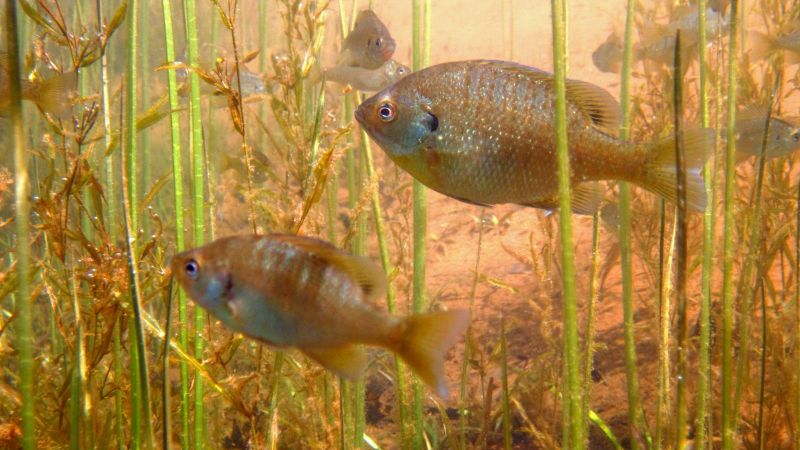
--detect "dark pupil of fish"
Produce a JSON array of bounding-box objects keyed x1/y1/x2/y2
[
  {"x1": 379, "y1": 105, "x2": 394, "y2": 121},
  {"x1": 185, "y1": 260, "x2": 199, "y2": 278},
  {"x1": 375, "y1": 38, "x2": 382, "y2": 48},
  {"x1": 793, "y1": 133, "x2": 800, "y2": 142},
  {"x1": 428, "y1": 112, "x2": 439, "y2": 131}
]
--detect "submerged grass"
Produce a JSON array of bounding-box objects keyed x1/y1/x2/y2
[
  {"x1": 549, "y1": 0, "x2": 584, "y2": 447},
  {"x1": 6, "y1": 2, "x2": 34, "y2": 448}
]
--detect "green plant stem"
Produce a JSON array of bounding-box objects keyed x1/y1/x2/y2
[
  {"x1": 69, "y1": 268, "x2": 87, "y2": 450},
  {"x1": 721, "y1": 1, "x2": 740, "y2": 448},
  {"x1": 618, "y1": 0, "x2": 645, "y2": 447},
  {"x1": 6, "y1": 2, "x2": 33, "y2": 448},
  {"x1": 583, "y1": 213, "x2": 601, "y2": 433},
  {"x1": 550, "y1": 0, "x2": 583, "y2": 446},
  {"x1": 500, "y1": 319, "x2": 511, "y2": 450},
  {"x1": 163, "y1": 283, "x2": 174, "y2": 450},
  {"x1": 122, "y1": 104, "x2": 155, "y2": 450},
  {"x1": 411, "y1": 0, "x2": 428, "y2": 447},
  {"x1": 358, "y1": 109, "x2": 408, "y2": 445},
  {"x1": 696, "y1": 0, "x2": 713, "y2": 446},
  {"x1": 160, "y1": 0, "x2": 188, "y2": 446},
  {"x1": 672, "y1": 32, "x2": 689, "y2": 448},
  {"x1": 126, "y1": 0, "x2": 139, "y2": 233},
  {"x1": 183, "y1": 0, "x2": 206, "y2": 446}
]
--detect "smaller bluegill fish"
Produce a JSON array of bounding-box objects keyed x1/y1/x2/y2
[
  {"x1": 0, "y1": 52, "x2": 76, "y2": 119},
  {"x1": 338, "y1": 9, "x2": 396, "y2": 70},
  {"x1": 729, "y1": 108, "x2": 800, "y2": 160},
  {"x1": 325, "y1": 59, "x2": 410, "y2": 92},
  {"x1": 635, "y1": 6, "x2": 727, "y2": 70},
  {"x1": 171, "y1": 234, "x2": 469, "y2": 398},
  {"x1": 592, "y1": 31, "x2": 623, "y2": 74},
  {"x1": 749, "y1": 27, "x2": 800, "y2": 64}
]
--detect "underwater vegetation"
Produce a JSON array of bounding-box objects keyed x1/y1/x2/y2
[{"x1": 3, "y1": 0, "x2": 800, "y2": 449}]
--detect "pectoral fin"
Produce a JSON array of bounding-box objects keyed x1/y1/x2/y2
[{"x1": 303, "y1": 345, "x2": 368, "y2": 381}]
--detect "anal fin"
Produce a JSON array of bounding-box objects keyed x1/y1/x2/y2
[{"x1": 303, "y1": 345, "x2": 368, "y2": 381}]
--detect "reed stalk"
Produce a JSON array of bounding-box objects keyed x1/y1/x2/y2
[
  {"x1": 93, "y1": 2, "x2": 123, "y2": 440},
  {"x1": 695, "y1": 0, "x2": 713, "y2": 446},
  {"x1": 796, "y1": 149, "x2": 800, "y2": 450},
  {"x1": 549, "y1": 0, "x2": 583, "y2": 446},
  {"x1": 582, "y1": 213, "x2": 601, "y2": 433},
  {"x1": 122, "y1": 89, "x2": 156, "y2": 450},
  {"x1": 160, "y1": 0, "x2": 189, "y2": 446},
  {"x1": 721, "y1": 1, "x2": 740, "y2": 448},
  {"x1": 6, "y1": 4, "x2": 33, "y2": 447},
  {"x1": 411, "y1": 0, "x2": 428, "y2": 446},
  {"x1": 500, "y1": 318, "x2": 511, "y2": 450},
  {"x1": 357, "y1": 94, "x2": 409, "y2": 445},
  {"x1": 126, "y1": 0, "x2": 139, "y2": 232},
  {"x1": 183, "y1": 0, "x2": 207, "y2": 446},
  {"x1": 69, "y1": 268, "x2": 87, "y2": 450},
  {"x1": 139, "y1": 2, "x2": 151, "y2": 199},
  {"x1": 163, "y1": 283, "x2": 175, "y2": 450},
  {"x1": 460, "y1": 210, "x2": 485, "y2": 450},
  {"x1": 733, "y1": 72, "x2": 780, "y2": 441},
  {"x1": 656, "y1": 207, "x2": 674, "y2": 449},
  {"x1": 617, "y1": 0, "x2": 645, "y2": 447},
  {"x1": 672, "y1": 32, "x2": 689, "y2": 449}
]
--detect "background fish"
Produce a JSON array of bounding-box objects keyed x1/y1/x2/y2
[
  {"x1": 171, "y1": 234, "x2": 469, "y2": 398},
  {"x1": 592, "y1": 31, "x2": 623, "y2": 73},
  {"x1": 749, "y1": 28, "x2": 800, "y2": 64},
  {"x1": 729, "y1": 108, "x2": 800, "y2": 160},
  {"x1": 325, "y1": 59, "x2": 410, "y2": 92},
  {"x1": 338, "y1": 9, "x2": 396, "y2": 70},
  {"x1": 356, "y1": 60, "x2": 713, "y2": 213},
  {"x1": 0, "y1": 52, "x2": 76, "y2": 119}
]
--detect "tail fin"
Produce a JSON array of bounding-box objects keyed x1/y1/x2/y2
[
  {"x1": 393, "y1": 310, "x2": 469, "y2": 399},
  {"x1": 748, "y1": 31, "x2": 775, "y2": 61},
  {"x1": 638, "y1": 128, "x2": 714, "y2": 212},
  {"x1": 28, "y1": 72, "x2": 77, "y2": 119}
]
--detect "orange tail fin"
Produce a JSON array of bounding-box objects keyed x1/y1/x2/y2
[{"x1": 393, "y1": 309, "x2": 469, "y2": 399}]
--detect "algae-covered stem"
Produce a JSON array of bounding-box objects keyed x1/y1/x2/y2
[
  {"x1": 410, "y1": 0, "x2": 431, "y2": 447},
  {"x1": 6, "y1": 1, "x2": 34, "y2": 448},
  {"x1": 183, "y1": 0, "x2": 207, "y2": 446},
  {"x1": 721, "y1": 1, "x2": 740, "y2": 448},
  {"x1": 618, "y1": 0, "x2": 647, "y2": 447},
  {"x1": 672, "y1": 30, "x2": 690, "y2": 450},
  {"x1": 549, "y1": 0, "x2": 584, "y2": 446},
  {"x1": 122, "y1": 90, "x2": 155, "y2": 450},
  {"x1": 159, "y1": 0, "x2": 190, "y2": 446},
  {"x1": 695, "y1": 0, "x2": 714, "y2": 447}
]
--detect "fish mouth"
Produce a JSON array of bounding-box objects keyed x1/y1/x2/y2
[{"x1": 354, "y1": 102, "x2": 368, "y2": 127}]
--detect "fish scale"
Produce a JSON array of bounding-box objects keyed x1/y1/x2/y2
[{"x1": 356, "y1": 59, "x2": 714, "y2": 212}]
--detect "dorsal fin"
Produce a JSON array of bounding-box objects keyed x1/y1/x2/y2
[
  {"x1": 271, "y1": 234, "x2": 387, "y2": 303},
  {"x1": 478, "y1": 60, "x2": 622, "y2": 134}
]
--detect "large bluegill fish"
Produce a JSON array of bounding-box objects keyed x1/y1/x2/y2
[
  {"x1": 171, "y1": 234, "x2": 468, "y2": 398},
  {"x1": 356, "y1": 60, "x2": 713, "y2": 213}
]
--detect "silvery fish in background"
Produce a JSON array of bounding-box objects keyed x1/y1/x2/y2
[
  {"x1": 749, "y1": 26, "x2": 800, "y2": 64},
  {"x1": 592, "y1": 31, "x2": 623, "y2": 74},
  {"x1": 356, "y1": 60, "x2": 714, "y2": 214},
  {"x1": 0, "y1": 52, "x2": 76, "y2": 119},
  {"x1": 171, "y1": 234, "x2": 469, "y2": 398},
  {"x1": 325, "y1": 59, "x2": 410, "y2": 92},
  {"x1": 730, "y1": 108, "x2": 800, "y2": 160},
  {"x1": 338, "y1": 9, "x2": 396, "y2": 70}
]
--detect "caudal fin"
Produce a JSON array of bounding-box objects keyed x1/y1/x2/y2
[
  {"x1": 748, "y1": 31, "x2": 775, "y2": 61},
  {"x1": 29, "y1": 72, "x2": 77, "y2": 119},
  {"x1": 393, "y1": 310, "x2": 469, "y2": 399},
  {"x1": 638, "y1": 128, "x2": 714, "y2": 212}
]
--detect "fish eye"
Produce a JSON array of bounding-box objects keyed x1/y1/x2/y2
[
  {"x1": 375, "y1": 38, "x2": 382, "y2": 48},
  {"x1": 378, "y1": 102, "x2": 395, "y2": 122},
  {"x1": 793, "y1": 132, "x2": 800, "y2": 142},
  {"x1": 397, "y1": 67, "x2": 406, "y2": 75},
  {"x1": 184, "y1": 259, "x2": 200, "y2": 279}
]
